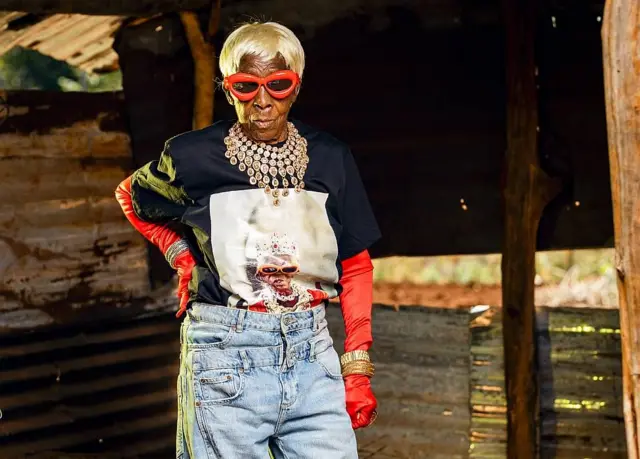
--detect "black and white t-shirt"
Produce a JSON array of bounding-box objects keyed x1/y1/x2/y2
[{"x1": 131, "y1": 119, "x2": 380, "y2": 314}]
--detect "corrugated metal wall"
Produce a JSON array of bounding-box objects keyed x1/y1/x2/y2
[
  {"x1": 0, "y1": 90, "x2": 162, "y2": 333},
  {"x1": 0, "y1": 313, "x2": 180, "y2": 458}
]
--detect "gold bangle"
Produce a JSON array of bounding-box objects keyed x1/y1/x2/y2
[
  {"x1": 341, "y1": 361, "x2": 375, "y2": 378},
  {"x1": 340, "y1": 350, "x2": 371, "y2": 366},
  {"x1": 342, "y1": 367, "x2": 375, "y2": 378},
  {"x1": 341, "y1": 360, "x2": 375, "y2": 373}
]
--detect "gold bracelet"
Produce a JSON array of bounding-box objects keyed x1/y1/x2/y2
[
  {"x1": 342, "y1": 366, "x2": 375, "y2": 378},
  {"x1": 341, "y1": 360, "x2": 375, "y2": 378},
  {"x1": 340, "y1": 350, "x2": 371, "y2": 366}
]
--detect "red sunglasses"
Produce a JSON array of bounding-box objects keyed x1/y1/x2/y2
[
  {"x1": 257, "y1": 264, "x2": 300, "y2": 275},
  {"x1": 223, "y1": 70, "x2": 300, "y2": 101}
]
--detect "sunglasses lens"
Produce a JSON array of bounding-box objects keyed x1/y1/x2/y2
[
  {"x1": 266, "y1": 79, "x2": 293, "y2": 92},
  {"x1": 261, "y1": 267, "x2": 277, "y2": 274},
  {"x1": 232, "y1": 81, "x2": 259, "y2": 94},
  {"x1": 281, "y1": 266, "x2": 298, "y2": 274}
]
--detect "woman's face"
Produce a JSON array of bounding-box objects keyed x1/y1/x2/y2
[
  {"x1": 264, "y1": 272, "x2": 293, "y2": 291},
  {"x1": 228, "y1": 53, "x2": 298, "y2": 144}
]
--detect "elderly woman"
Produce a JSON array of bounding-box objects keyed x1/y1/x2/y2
[{"x1": 115, "y1": 21, "x2": 380, "y2": 458}]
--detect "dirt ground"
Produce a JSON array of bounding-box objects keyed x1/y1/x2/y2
[
  {"x1": 372, "y1": 282, "x2": 501, "y2": 309},
  {"x1": 370, "y1": 281, "x2": 619, "y2": 309}
]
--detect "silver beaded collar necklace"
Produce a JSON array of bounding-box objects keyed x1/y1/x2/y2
[{"x1": 223, "y1": 122, "x2": 309, "y2": 206}]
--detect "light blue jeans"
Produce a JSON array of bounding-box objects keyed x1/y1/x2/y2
[{"x1": 176, "y1": 303, "x2": 358, "y2": 459}]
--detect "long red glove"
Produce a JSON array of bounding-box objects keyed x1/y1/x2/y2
[
  {"x1": 340, "y1": 250, "x2": 377, "y2": 429},
  {"x1": 115, "y1": 176, "x2": 195, "y2": 317}
]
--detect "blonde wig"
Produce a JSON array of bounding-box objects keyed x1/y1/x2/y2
[{"x1": 219, "y1": 21, "x2": 305, "y2": 78}]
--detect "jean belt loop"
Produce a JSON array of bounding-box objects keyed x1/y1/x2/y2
[
  {"x1": 309, "y1": 340, "x2": 317, "y2": 363},
  {"x1": 278, "y1": 344, "x2": 284, "y2": 367},
  {"x1": 313, "y1": 307, "x2": 321, "y2": 331},
  {"x1": 235, "y1": 309, "x2": 246, "y2": 333},
  {"x1": 240, "y1": 350, "x2": 250, "y2": 371}
]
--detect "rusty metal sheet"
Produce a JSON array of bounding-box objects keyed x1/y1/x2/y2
[
  {"x1": 0, "y1": 90, "x2": 154, "y2": 333},
  {"x1": 470, "y1": 306, "x2": 626, "y2": 458}
]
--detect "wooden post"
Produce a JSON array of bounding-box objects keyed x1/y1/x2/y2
[
  {"x1": 501, "y1": 0, "x2": 560, "y2": 457},
  {"x1": 113, "y1": 15, "x2": 196, "y2": 287},
  {"x1": 602, "y1": 1, "x2": 640, "y2": 457},
  {"x1": 180, "y1": 0, "x2": 220, "y2": 130}
]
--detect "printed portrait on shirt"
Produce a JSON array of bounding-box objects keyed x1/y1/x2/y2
[
  {"x1": 208, "y1": 189, "x2": 339, "y2": 313},
  {"x1": 243, "y1": 232, "x2": 328, "y2": 313}
]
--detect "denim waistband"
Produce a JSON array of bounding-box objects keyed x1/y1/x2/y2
[
  {"x1": 188, "y1": 303, "x2": 326, "y2": 333},
  {"x1": 190, "y1": 334, "x2": 334, "y2": 371}
]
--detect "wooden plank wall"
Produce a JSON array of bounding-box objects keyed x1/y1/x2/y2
[
  {"x1": 0, "y1": 91, "x2": 164, "y2": 334},
  {"x1": 470, "y1": 307, "x2": 626, "y2": 458}
]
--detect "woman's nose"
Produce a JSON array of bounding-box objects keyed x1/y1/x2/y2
[{"x1": 252, "y1": 85, "x2": 273, "y2": 110}]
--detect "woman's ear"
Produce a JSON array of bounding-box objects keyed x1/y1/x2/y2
[
  {"x1": 291, "y1": 83, "x2": 301, "y2": 103},
  {"x1": 224, "y1": 89, "x2": 234, "y2": 105}
]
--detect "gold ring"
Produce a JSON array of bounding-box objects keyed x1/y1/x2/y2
[{"x1": 365, "y1": 410, "x2": 378, "y2": 428}]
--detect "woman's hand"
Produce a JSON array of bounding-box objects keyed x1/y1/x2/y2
[
  {"x1": 344, "y1": 374, "x2": 377, "y2": 429},
  {"x1": 174, "y1": 250, "x2": 196, "y2": 317}
]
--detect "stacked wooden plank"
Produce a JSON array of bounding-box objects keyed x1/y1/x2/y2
[{"x1": 470, "y1": 307, "x2": 626, "y2": 458}]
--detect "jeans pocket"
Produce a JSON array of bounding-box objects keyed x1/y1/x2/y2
[
  {"x1": 194, "y1": 368, "x2": 244, "y2": 404},
  {"x1": 187, "y1": 321, "x2": 234, "y2": 349},
  {"x1": 315, "y1": 346, "x2": 343, "y2": 380}
]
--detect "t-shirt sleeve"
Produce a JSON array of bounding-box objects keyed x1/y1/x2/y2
[
  {"x1": 338, "y1": 149, "x2": 381, "y2": 260},
  {"x1": 130, "y1": 140, "x2": 191, "y2": 223}
]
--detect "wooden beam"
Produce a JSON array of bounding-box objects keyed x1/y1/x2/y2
[
  {"x1": 501, "y1": 0, "x2": 561, "y2": 457},
  {"x1": 602, "y1": 1, "x2": 640, "y2": 457},
  {"x1": 0, "y1": 0, "x2": 209, "y2": 16},
  {"x1": 179, "y1": 0, "x2": 220, "y2": 130}
]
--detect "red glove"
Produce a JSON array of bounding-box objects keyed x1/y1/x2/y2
[
  {"x1": 115, "y1": 176, "x2": 195, "y2": 317},
  {"x1": 340, "y1": 250, "x2": 377, "y2": 429},
  {"x1": 345, "y1": 375, "x2": 377, "y2": 429}
]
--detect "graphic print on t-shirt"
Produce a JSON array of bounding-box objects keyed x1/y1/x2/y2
[{"x1": 209, "y1": 189, "x2": 339, "y2": 313}]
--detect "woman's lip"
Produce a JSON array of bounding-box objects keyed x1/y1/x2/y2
[{"x1": 253, "y1": 120, "x2": 274, "y2": 128}]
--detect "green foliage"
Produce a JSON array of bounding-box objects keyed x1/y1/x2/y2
[
  {"x1": 58, "y1": 71, "x2": 123, "y2": 93},
  {"x1": 373, "y1": 249, "x2": 615, "y2": 286},
  {"x1": 0, "y1": 47, "x2": 122, "y2": 92}
]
